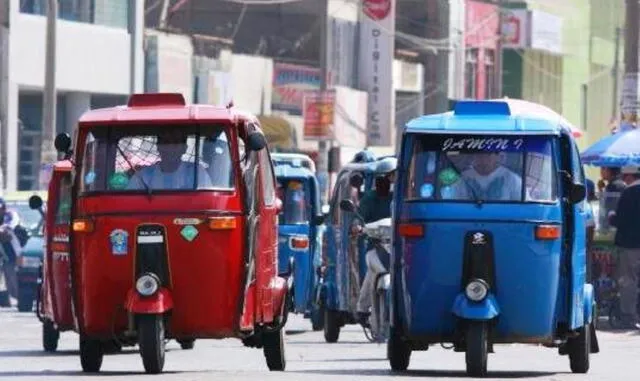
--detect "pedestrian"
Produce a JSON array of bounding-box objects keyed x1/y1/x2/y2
[
  {"x1": 608, "y1": 167, "x2": 640, "y2": 329},
  {"x1": 0, "y1": 198, "x2": 20, "y2": 302},
  {"x1": 598, "y1": 167, "x2": 626, "y2": 231}
]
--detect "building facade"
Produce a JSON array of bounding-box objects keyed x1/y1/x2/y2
[{"x1": 0, "y1": 0, "x2": 145, "y2": 191}]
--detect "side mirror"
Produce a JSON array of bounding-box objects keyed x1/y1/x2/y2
[
  {"x1": 339, "y1": 199, "x2": 356, "y2": 213},
  {"x1": 247, "y1": 131, "x2": 267, "y2": 151},
  {"x1": 29, "y1": 195, "x2": 44, "y2": 211},
  {"x1": 275, "y1": 197, "x2": 283, "y2": 213},
  {"x1": 568, "y1": 183, "x2": 586, "y2": 204},
  {"x1": 54, "y1": 133, "x2": 72, "y2": 154}
]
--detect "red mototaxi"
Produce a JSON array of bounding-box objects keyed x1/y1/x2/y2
[{"x1": 35, "y1": 93, "x2": 289, "y2": 374}]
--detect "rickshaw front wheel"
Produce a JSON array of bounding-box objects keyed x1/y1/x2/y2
[
  {"x1": 465, "y1": 322, "x2": 488, "y2": 377},
  {"x1": 310, "y1": 305, "x2": 324, "y2": 331},
  {"x1": 388, "y1": 326, "x2": 411, "y2": 371},
  {"x1": 79, "y1": 337, "x2": 103, "y2": 373},
  {"x1": 42, "y1": 320, "x2": 59, "y2": 352},
  {"x1": 263, "y1": 328, "x2": 286, "y2": 371},
  {"x1": 323, "y1": 309, "x2": 341, "y2": 343},
  {"x1": 138, "y1": 314, "x2": 166, "y2": 374},
  {"x1": 568, "y1": 324, "x2": 590, "y2": 373}
]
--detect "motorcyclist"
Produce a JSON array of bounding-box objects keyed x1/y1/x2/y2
[{"x1": 354, "y1": 159, "x2": 396, "y2": 326}]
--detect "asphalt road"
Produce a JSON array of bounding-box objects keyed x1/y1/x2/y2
[{"x1": 0, "y1": 306, "x2": 638, "y2": 381}]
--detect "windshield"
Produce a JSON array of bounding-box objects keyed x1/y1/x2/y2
[
  {"x1": 79, "y1": 125, "x2": 235, "y2": 193},
  {"x1": 405, "y1": 135, "x2": 557, "y2": 203},
  {"x1": 277, "y1": 180, "x2": 310, "y2": 224}
]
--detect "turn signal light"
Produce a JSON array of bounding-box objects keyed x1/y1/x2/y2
[
  {"x1": 207, "y1": 217, "x2": 237, "y2": 230},
  {"x1": 72, "y1": 219, "x2": 94, "y2": 233},
  {"x1": 290, "y1": 236, "x2": 309, "y2": 250},
  {"x1": 398, "y1": 223, "x2": 424, "y2": 238},
  {"x1": 535, "y1": 225, "x2": 561, "y2": 240}
]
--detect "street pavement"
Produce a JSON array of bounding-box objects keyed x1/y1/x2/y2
[{"x1": 0, "y1": 306, "x2": 639, "y2": 381}]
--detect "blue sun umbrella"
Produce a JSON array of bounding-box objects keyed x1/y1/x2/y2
[{"x1": 581, "y1": 127, "x2": 640, "y2": 167}]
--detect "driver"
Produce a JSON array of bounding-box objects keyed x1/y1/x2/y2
[
  {"x1": 453, "y1": 152, "x2": 522, "y2": 201},
  {"x1": 355, "y1": 162, "x2": 396, "y2": 326},
  {"x1": 127, "y1": 132, "x2": 214, "y2": 190}
]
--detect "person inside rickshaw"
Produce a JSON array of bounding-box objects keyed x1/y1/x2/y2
[
  {"x1": 449, "y1": 152, "x2": 522, "y2": 201},
  {"x1": 358, "y1": 171, "x2": 395, "y2": 224},
  {"x1": 126, "y1": 131, "x2": 215, "y2": 190},
  {"x1": 277, "y1": 180, "x2": 309, "y2": 225}
]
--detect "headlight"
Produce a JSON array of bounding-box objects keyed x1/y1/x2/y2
[
  {"x1": 135, "y1": 273, "x2": 160, "y2": 297},
  {"x1": 465, "y1": 279, "x2": 489, "y2": 302}
]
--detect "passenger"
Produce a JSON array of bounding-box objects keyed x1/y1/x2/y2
[
  {"x1": 127, "y1": 133, "x2": 214, "y2": 190},
  {"x1": 453, "y1": 152, "x2": 522, "y2": 201},
  {"x1": 358, "y1": 171, "x2": 395, "y2": 223}
]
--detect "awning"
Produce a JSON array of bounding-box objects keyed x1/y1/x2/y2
[{"x1": 258, "y1": 115, "x2": 295, "y2": 149}]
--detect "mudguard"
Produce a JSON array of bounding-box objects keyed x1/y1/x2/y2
[
  {"x1": 321, "y1": 280, "x2": 339, "y2": 310},
  {"x1": 271, "y1": 276, "x2": 289, "y2": 320},
  {"x1": 451, "y1": 293, "x2": 500, "y2": 320},
  {"x1": 583, "y1": 283, "x2": 595, "y2": 325},
  {"x1": 125, "y1": 288, "x2": 174, "y2": 314}
]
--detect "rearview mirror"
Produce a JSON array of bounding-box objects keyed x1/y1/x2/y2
[
  {"x1": 29, "y1": 195, "x2": 43, "y2": 211},
  {"x1": 54, "y1": 133, "x2": 72, "y2": 154},
  {"x1": 247, "y1": 132, "x2": 267, "y2": 151},
  {"x1": 339, "y1": 199, "x2": 356, "y2": 213},
  {"x1": 568, "y1": 183, "x2": 586, "y2": 204}
]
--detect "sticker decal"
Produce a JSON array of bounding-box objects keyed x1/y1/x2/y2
[
  {"x1": 110, "y1": 229, "x2": 129, "y2": 255},
  {"x1": 420, "y1": 183, "x2": 434, "y2": 198},
  {"x1": 109, "y1": 173, "x2": 129, "y2": 190},
  {"x1": 440, "y1": 185, "x2": 455, "y2": 199},
  {"x1": 438, "y1": 168, "x2": 459, "y2": 186},
  {"x1": 173, "y1": 218, "x2": 203, "y2": 226},
  {"x1": 137, "y1": 228, "x2": 164, "y2": 244},
  {"x1": 84, "y1": 171, "x2": 96, "y2": 185},
  {"x1": 180, "y1": 225, "x2": 199, "y2": 242}
]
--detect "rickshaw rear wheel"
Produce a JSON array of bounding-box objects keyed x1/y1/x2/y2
[
  {"x1": 178, "y1": 339, "x2": 195, "y2": 350},
  {"x1": 138, "y1": 314, "x2": 166, "y2": 374},
  {"x1": 388, "y1": 326, "x2": 411, "y2": 371},
  {"x1": 465, "y1": 322, "x2": 488, "y2": 377},
  {"x1": 42, "y1": 320, "x2": 59, "y2": 352},
  {"x1": 263, "y1": 328, "x2": 286, "y2": 371},
  {"x1": 79, "y1": 337, "x2": 103, "y2": 373},
  {"x1": 311, "y1": 305, "x2": 324, "y2": 331},
  {"x1": 568, "y1": 324, "x2": 590, "y2": 373},
  {"x1": 323, "y1": 309, "x2": 340, "y2": 343}
]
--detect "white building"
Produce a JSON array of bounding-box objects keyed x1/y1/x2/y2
[{"x1": 0, "y1": 0, "x2": 144, "y2": 191}]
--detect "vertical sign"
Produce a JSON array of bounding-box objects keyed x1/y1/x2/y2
[{"x1": 358, "y1": 0, "x2": 396, "y2": 147}]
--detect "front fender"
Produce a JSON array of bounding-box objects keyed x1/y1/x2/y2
[
  {"x1": 271, "y1": 276, "x2": 288, "y2": 319},
  {"x1": 125, "y1": 288, "x2": 174, "y2": 314},
  {"x1": 451, "y1": 293, "x2": 500, "y2": 320},
  {"x1": 583, "y1": 283, "x2": 595, "y2": 325}
]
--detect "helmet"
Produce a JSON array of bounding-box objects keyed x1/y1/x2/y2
[{"x1": 375, "y1": 157, "x2": 397, "y2": 175}]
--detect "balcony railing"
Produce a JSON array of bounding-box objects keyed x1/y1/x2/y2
[{"x1": 19, "y1": 0, "x2": 129, "y2": 29}]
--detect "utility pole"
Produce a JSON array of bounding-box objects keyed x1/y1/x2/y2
[
  {"x1": 620, "y1": 0, "x2": 639, "y2": 130},
  {"x1": 612, "y1": 27, "x2": 622, "y2": 120},
  {"x1": 39, "y1": 0, "x2": 58, "y2": 188},
  {"x1": 494, "y1": 0, "x2": 504, "y2": 97},
  {"x1": 317, "y1": 0, "x2": 330, "y2": 203}
]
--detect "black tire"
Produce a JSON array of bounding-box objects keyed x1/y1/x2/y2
[
  {"x1": 263, "y1": 329, "x2": 286, "y2": 371},
  {"x1": 80, "y1": 337, "x2": 103, "y2": 373},
  {"x1": 42, "y1": 320, "x2": 59, "y2": 352},
  {"x1": 17, "y1": 290, "x2": 33, "y2": 312},
  {"x1": 178, "y1": 339, "x2": 195, "y2": 350},
  {"x1": 310, "y1": 305, "x2": 324, "y2": 331},
  {"x1": 465, "y1": 322, "x2": 489, "y2": 377},
  {"x1": 0, "y1": 290, "x2": 10, "y2": 307},
  {"x1": 568, "y1": 324, "x2": 590, "y2": 374},
  {"x1": 138, "y1": 314, "x2": 166, "y2": 374},
  {"x1": 323, "y1": 308, "x2": 340, "y2": 343},
  {"x1": 388, "y1": 325, "x2": 411, "y2": 371},
  {"x1": 376, "y1": 290, "x2": 390, "y2": 342}
]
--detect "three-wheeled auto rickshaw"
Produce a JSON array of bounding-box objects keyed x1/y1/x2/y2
[
  {"x1": 35, "y1": 93, "x2": 289, "y2": 374},
  {"x1": 321, "y1": 152, "x2": 396, "y2": 343},
  {"x1": 272, "y1": 154, "x2": 325, "y2": 331},
  {"x1": 388, "y1": 100, "x2": 599, "y2": 376}
]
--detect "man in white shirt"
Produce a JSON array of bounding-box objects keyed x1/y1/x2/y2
[
  {"x1": 127, "y1": 133, "x2": 214, "y2": 190},
  {"x1": 452, "y1": 153, "x2": 522, "y2": 201}
]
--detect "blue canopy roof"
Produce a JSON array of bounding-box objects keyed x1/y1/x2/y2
[
  {"x1": 405, "y1": 99, "x2": 577, "y2": 136},
  {"x1": 581, "y1": 127, "x2": 640, "y2": 167}
]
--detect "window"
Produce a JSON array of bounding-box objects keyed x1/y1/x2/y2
[
  {"x1": 259, "y1": 150, "x2": 276, "y2": 206},
  {"x1": 405, "y1": 134, "x2": 557, "y2": 203},
  {"x1": 485, "y1": 50, "x2": 495, "y2": 99},
  {"x1": 465, "y1": 48, "x2": 478, "y2": 99},
  {"x1": 277, "y1": 180, "x2": 310, "y2": 224},
  {"x1": 56, "y1": 174, "x2": 72, "y2": 224},
  {"x1": 79, "y1": 125, "x2": 235, "y2": 193}
]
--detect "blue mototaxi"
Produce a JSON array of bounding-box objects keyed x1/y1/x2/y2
[
  {"x1": 321, "y1": 152, "x2": 396, "y2": 343},
  {"x1": 388, "y1": 100, "x2": 599, "y2": 376},
  {"x1": 272, "y1": 156, "x2": 325, "y2": 331}
]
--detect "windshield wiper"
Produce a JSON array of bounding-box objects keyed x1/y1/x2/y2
[
  {"x1": 116, "y1": 144, "x2": 152, "y2": 196},
  {"x1": 441, "y1": 153, "x2": 482, "y2": 206}
]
